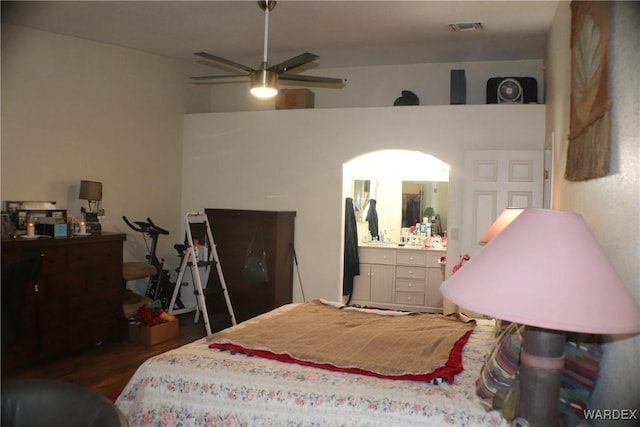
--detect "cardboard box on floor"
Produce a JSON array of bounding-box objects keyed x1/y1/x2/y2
[{"x1": 129, "y1": 319, "x2": 179, "y2": 346}]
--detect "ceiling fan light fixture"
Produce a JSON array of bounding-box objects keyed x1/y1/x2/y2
[
  {"x1": 191, "y1": 1, "x2": 345, "y2": 93},
  {"x1": 250, "y1": 65, "x2": 278, "y2": 99}
]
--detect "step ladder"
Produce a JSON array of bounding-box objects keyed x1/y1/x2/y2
[{"x1": 168, "y1": 212, "x2": 237, "y2": 335}]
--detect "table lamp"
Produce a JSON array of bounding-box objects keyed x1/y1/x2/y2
[
  {"x1": 441, "y1": 208, "x2": 640, "y2": 427},
  {"x1": 479, "y1": 207, "x2": 523, "y2": 244},
  {"x1": 79, "y1": 180, "x2": 102, "y2": 213}
]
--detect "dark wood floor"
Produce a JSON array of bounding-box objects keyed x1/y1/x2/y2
[{"x1": 2, "y1": 313, "x2": 208, "y2": 399}]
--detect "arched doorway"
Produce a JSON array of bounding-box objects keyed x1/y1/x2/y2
[{"x1": 343, "y1": 149, "x2": 450, "y2": 243}]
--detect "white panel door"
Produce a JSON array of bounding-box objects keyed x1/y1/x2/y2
[{"x1": 462, "y1": 150, "x2": 544, "y2": 257}]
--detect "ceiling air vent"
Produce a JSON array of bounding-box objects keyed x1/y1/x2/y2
[{"x1": 448, "y1": 22, "x2": 484, "y2": 32}]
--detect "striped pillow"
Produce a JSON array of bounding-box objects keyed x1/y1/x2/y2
[
  {"x1": 558, "y1": 340, "x2": 602, "y2": 427},
  {"x1": 476, "y1": 323, "x2": 602, "y2": 426},
  {"x1": 475, "y1": 322, "x2": 523, "y2": 408}
]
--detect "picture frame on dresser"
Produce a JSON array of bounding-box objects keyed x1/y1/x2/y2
[{"x1": 3, "y1": 201, "x2": 66, "y2": 233}]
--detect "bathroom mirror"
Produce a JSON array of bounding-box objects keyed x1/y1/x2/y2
[
  {"x1": 401, "y1": 181, "x2": 448, "y2": 234},
  {"x1": 343, "y1": 150, "x2": 449, "y2": 242},
  {"x1": 353, "y1": 179, "x2": 377, "y2": 222}
]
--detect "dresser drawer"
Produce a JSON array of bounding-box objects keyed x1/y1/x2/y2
[
  {"x1": 395, "y1": 291, "x2": 425, "y2": 306},
  {"x1": 396, "y1": 266, "x2": 426, "y2": 280},
  {"x1": 396, "y1": 251, "x2": 426, "y2": 266},
  {"x1": 68, "y1": 241, "x2": 122, "y2": 271},
  {"x1": 395, "y1": 278, "x2": 426, "y2": 293},
  {"x1": 40, "y1": 247, "x2": 68, "y2": 274},
  {"x1": 358, "y1": 248, "x2": 395, "y2": 265}
]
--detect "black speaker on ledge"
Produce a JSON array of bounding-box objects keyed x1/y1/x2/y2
[
  {"x1": 450, "y1": 69, "x2": 466, "y2": 105},
  {"x1": 486, "y1": 77, "x2": 538, "y2": 104}
]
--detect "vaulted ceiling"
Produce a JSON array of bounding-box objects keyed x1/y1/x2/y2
[{"x1": 2, "y1": 1, "x2": 559, "y2": 70}]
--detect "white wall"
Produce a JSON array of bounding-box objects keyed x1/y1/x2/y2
[
  {"x1": 182, "y1": 105, "x2": 545, "y2": 303},
  {"x1": 204, "y1": 60, "x2": 545, "y2": 112},
  {"x1": 0, "y1": 23, "x2": 543, "y2": 280},
  {"x1": 545, "y1": 2, "x2": 640, "y2": 422},
  {"x1": 1, "y1": 25, "x2": 210, "y2": 292}
]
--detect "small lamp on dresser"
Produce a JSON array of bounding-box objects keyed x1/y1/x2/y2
[
  {"x1": 441, "y1": 208, "x2": 640, "y2": 427},
  {"x1": 79, "y1": 180, "x2": 102, "y2": 213}
]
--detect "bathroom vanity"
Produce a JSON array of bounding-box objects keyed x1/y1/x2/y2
[{"x1": 351, "y1": 244, "x2": 446, "y2": 313}]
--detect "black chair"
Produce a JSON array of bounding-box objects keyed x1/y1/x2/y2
[
  {"x1": 1, "y1": 251, "x2": 42, "y2": 351},
  {"x1": 1, "y1": 379, "x2": 128, "y2": 427}
]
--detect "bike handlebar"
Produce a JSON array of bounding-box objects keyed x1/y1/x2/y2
[
  {"x1": 146, "y1": 217, "x2": 170, "y2": 235},
  {"x1": 122, "y1": 216, "x2": 170, "y2": 235},
  {"x1": 122, "y1": 215, "x2": 146, "y2": 232}
]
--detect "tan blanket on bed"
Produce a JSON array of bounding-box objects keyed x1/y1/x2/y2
[{"x1": 207, "y1": 300, "x2": 474, "y2": 377}]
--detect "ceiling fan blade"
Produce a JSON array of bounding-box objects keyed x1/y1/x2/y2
[
  {"x1": 190, "y1": 74, "x2": 251, "y2": 82},
  {"x1": 270, "y1": 52, "x2": 319, "y2": 74},
  {"x1": 194, "y1": 52, "x2": 254, "y2": 74},
  {"x1": 279, "y1": 73, "x2": 347, "y2": 86}
]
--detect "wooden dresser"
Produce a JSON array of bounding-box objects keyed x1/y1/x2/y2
[
  {"x1": 1, "y1": 233, "x2": 126, "y2": 372},
  {"x1": 205, "y1": 209, "x2": 296, "y2": 327}
]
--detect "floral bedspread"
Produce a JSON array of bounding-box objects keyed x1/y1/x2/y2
[{"x1": 116, "y1": 305, "x2": 507, "y2": 427}]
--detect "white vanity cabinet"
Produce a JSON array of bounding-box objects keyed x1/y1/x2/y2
[
  {"x1": 424, "y1": 251, "x2": 446, "y2": 309},
  {"x1": 352, "y1": 247, "x2": 395, "y2": 303},
  {"x1": 351, "y1": 246, "x2": 445, "y2": 313}
]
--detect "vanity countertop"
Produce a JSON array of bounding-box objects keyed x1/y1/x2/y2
[{"x1": 359, "y1": 242, "x2": 446, "y2": 251}]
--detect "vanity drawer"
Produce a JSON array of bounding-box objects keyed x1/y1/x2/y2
[
  {"x1": 396, "y1": 266, "x2": 426, "y2": 280},
  {"x1": 395, "y1": 278, "x2": 426, "y2": 293},
  {"x1": 395, "y1": 291, "x2": 425, "y2": 306},
  {"x1": 358, "y1": 248, "x2": 395, "y2": 265},
  {"x1": 396, "y1": 251, "x2": 426, "y2": 266}
]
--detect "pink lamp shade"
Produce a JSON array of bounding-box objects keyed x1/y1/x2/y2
[
  {"x1": 441, "y1": 208, "x2": 640, "y2": 334},
  {"x1": 479, "y1": 207, "x2": 523, "y2": 244}
]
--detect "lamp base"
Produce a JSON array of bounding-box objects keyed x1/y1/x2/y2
[{"x1": 517, "y1": 326, "x2": 566, "y2": 427}]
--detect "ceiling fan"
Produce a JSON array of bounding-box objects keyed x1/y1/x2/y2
[{"x1": 190, "y1": 0, "x2": 347, "y2": 98}]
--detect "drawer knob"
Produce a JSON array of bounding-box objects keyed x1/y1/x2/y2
[
  {"x1": 407, "y1": 296, "x2": 412, "y2": 301},
  {"x1": 408, "y1": 283, "x2": 412, "y2": 288}
]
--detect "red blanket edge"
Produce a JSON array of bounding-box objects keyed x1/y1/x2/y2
[{"x1": 208, "y1": 329, "x2": 473, "y2": 384}]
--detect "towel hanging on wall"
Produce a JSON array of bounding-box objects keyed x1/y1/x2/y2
[
  {"x1": 343, "y1": 198, "x2": 360, "y2": 299},
  {"x1": 366, "y1": 199, "x2": 379, "y2": 240}
]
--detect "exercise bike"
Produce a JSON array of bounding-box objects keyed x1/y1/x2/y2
[{"x1": 122, "y1": 216, "x2": 184, "y2": 310}]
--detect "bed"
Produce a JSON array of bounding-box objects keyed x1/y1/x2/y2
[{"x1": 116, "y1": 300, "x2": 507, "y2": 426}]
